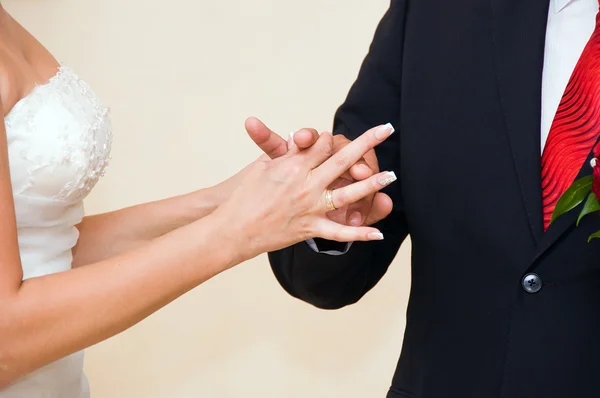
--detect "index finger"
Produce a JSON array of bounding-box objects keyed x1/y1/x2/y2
[{"x1": 312, "y1": 123, "x2": 395, "y2": 187}]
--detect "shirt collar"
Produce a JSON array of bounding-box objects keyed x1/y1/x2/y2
[{"x1": 554, "y1": 0, "x2": 577, "y2": 13}]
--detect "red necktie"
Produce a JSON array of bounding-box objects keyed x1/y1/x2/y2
[{"x1": 541, "y1": 10, "x2": 600, "y2": 230}]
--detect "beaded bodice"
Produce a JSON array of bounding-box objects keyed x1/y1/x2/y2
[{"x1": 6, "y1": 65, "x2": 112, "y2": 202}]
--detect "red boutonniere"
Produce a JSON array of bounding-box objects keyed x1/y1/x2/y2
[{"x1": 551, "y1": 146, "x2": 600, "y2": 241}]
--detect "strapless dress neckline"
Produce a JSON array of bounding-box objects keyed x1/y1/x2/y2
[{"x1": 6, "y1": 63, "x2": 67, "y2": 120}]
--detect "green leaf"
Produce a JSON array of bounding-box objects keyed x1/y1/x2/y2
[
  {"x1": 551, "y1": 175, "x2": 594, "y2": 224},
  {"x1": 577, "y1": 193, "x2": 600, "y2": 226},
  {"x1": 588, "y1": 229, "x2": 600, "y2": 243}
]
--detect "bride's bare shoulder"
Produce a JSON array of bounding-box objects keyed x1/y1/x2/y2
[{"x1": 0, "y1": 8, "x2": 60, "y2": 117}]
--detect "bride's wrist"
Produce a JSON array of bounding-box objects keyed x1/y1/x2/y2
[
  {"x1": 207, "y1": 204, "x2": 259, "y2": 266},
  {"x1": 186, "y1": 187, "x2": 223, "y2": 220},
  {"x1": 186, "y1": 211, "x2": 246, "y2": 272}
]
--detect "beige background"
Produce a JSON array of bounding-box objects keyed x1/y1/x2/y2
[{"x1": 4, "y1": 0, "x2": 411, "y2": 396}]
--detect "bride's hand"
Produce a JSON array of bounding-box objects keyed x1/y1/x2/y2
[{"x1": 214, "y1": 123, "x2": 396, "y2": 262}]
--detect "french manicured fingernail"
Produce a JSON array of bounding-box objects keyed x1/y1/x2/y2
[
  {"x1": 368, "y1": 232, "x2": 385, "y2": 240},
  {"x1": 349, "y1": 212, "x2": 362, "y2": 226},
  {"x1": 378, "y1": 171, "x2": 397, "y2": 186},
  {"x1": 288, "y1": 132, "x2": 295, "y2": 147},
  {"x1": 374, "y1": 123, "x2": 395, "y2": 140}
]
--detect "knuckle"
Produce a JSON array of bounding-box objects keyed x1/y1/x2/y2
[
  {"x1": 286, "y1": 162, "x2": 303, "y2": 176},
  {"x1": 333, "y1": 134, "x2": 350, "y2": 149},
  {"x1": 371, "y1": 176, "x2": 381, "y2": 189},
  {"x1": 365, "y1": 134, "x2": 377, "y2": 149},
  {"x1": 331, "y1": 231, "x2": 342, "y2": 242},
  {"x1": 297, "y1": 187, "x2": 311, "y2": 202},
  {"x1": 275, "y1": 141, "x2": 288, "y2": 156},
  {"x1": 299, "y1": 218, "x2": 313, "y2": 238},
  {"x1": 255, "y1": 159, "x2": 270, "y2": 172},
  {"x1": 335, "y1": 134, "x2": 350, "y2": 143},
  {"x1": 335, "y1": 155, "x2": 349, "y2": 169},
  {"x1": 362, "y1": 133, "x2": 377, "y2": 149},
  {"x1": 320, "y1": 139, "x2": 334, "y2": 157}
]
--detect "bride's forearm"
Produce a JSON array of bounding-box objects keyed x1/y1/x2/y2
[
  {"x1": 72, "y1": 187, "x2": 221, "y2": 267},
  {"x1": 0, "y1": 212, "x2": 243, "y2": 388}
]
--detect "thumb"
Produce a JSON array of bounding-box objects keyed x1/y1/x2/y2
[
  {"x1": 364, "y1": 193, "x2": 393, "y2": 226},
  {"x1": 245, "y1": 117, "x2": 289, "y2": 159}
]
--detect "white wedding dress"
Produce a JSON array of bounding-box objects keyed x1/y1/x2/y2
[{"x1": 0, "y1": 64, "x2": 112, "y2": 398}]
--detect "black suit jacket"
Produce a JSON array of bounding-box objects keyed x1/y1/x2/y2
[{"x1": 269, "y1": 1, "x2": 600, "y2": 397}]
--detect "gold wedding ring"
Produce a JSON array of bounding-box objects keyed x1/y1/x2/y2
[{"x1": 325, "y1": 189, "x2": 337, "y2": 212}]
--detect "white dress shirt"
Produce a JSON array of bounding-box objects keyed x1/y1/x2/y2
[
  {"x1": 310, "y1": 0, "x2": 598, "y2": 255},
  {"x1": 541, "y1": 0, "x2": 597, "y2": 150}
]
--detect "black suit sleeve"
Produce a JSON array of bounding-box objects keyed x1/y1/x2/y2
[{"x1": 268, "y1": 0, "x2": 409, "y2": 310}]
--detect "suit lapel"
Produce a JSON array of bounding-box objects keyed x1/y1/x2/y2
[{"x1": 490, "y1": 0, "x2": 550, "y2": 244}]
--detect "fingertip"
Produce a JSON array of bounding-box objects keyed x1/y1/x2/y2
[
  {"x1": 373, "y1": 193, "x2": 394, "y2": 220},
  {"x1": 244, "y1": 116, "x2": 261, "y2": 130},
  {"x1": 295, "y1": 128, "x2": 320, "y2": 149},
  {"x1": 378, "y1": 193, "x2": 394, "y2": 213},
  {"x1": 348, "y1": 212, "x2": 363, "y2": 226},
  {"x1": 364, "y1": 193, "x2": 394, "y2": 225},
  {"x1": 349, "y1": 162, "x2": 374, "y2": 180},
  {"x1": 373, "y1": 123, "x2": 395, "y2": 141},
  {"x1": 245, "y1": 117, "x2": 270, "y2": 143},
  {"x1": 367, "y1": 231, "x2": 384, "y2": 241}
]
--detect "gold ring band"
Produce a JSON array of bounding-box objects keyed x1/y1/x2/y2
[{"x1": 325, "y1": 189, "x2": 337, "y2": 212}]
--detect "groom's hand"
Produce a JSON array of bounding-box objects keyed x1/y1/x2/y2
[
  {"x1": 244, "y1": 117, "x2": 320, "y2": 156},
  {"x1": 245, "y1": 117, "x2": 393, "y2": 227}
]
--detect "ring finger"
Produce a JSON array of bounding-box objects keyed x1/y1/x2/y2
[{"x1": 322, "y1": 171, "x2": 397, "y2": 212}]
